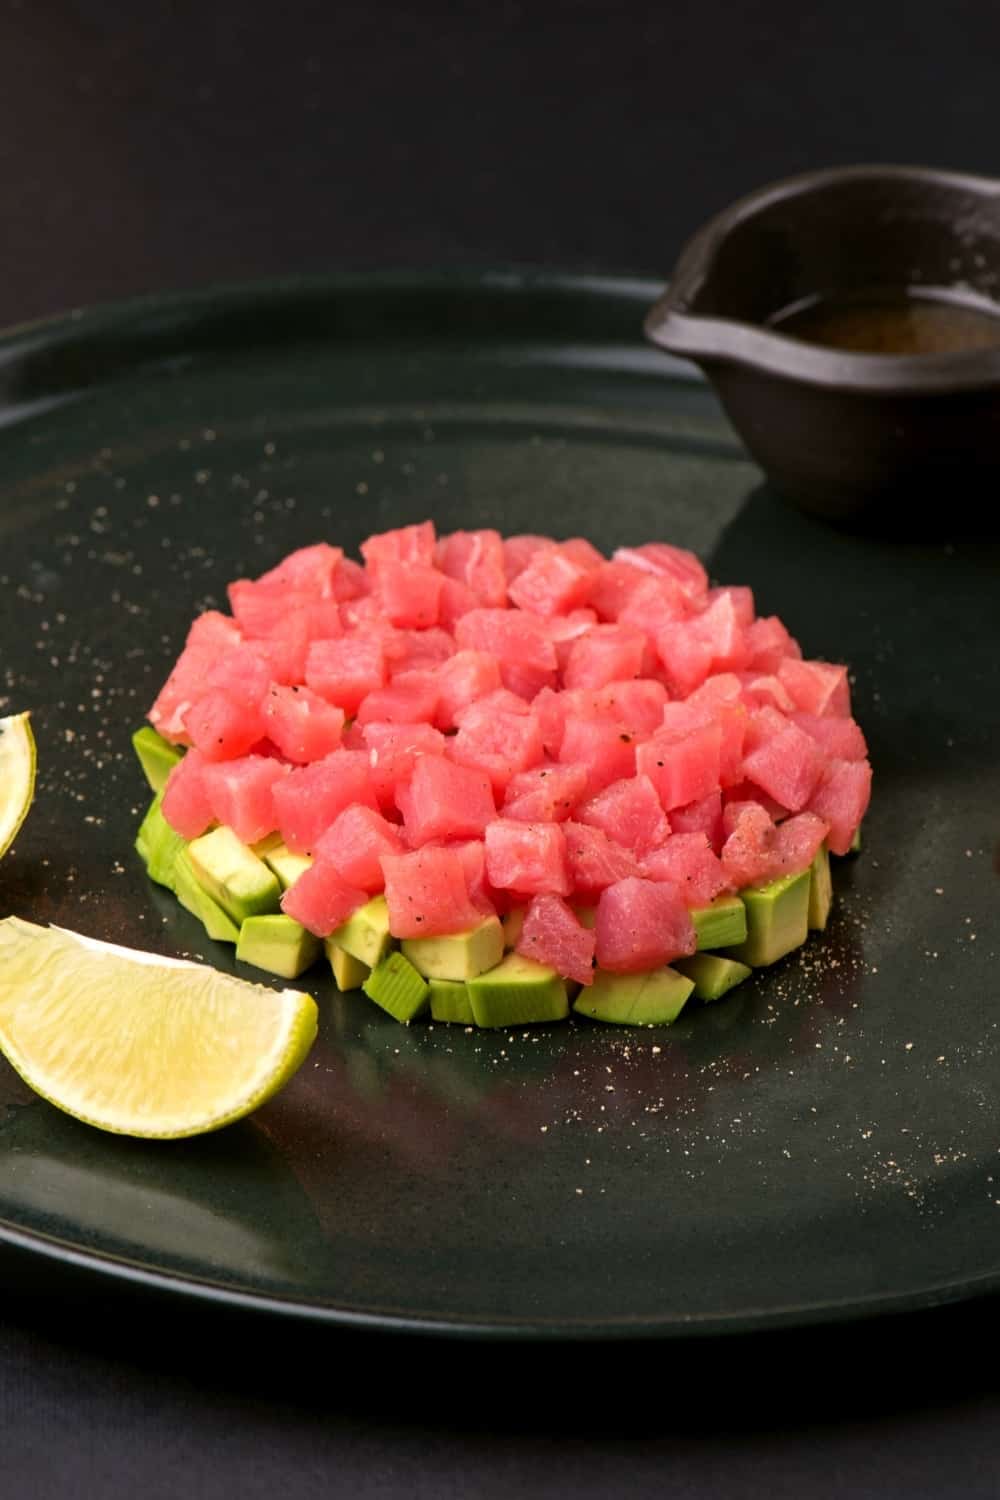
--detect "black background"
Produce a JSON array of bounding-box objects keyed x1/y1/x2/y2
[{"x1": 2, "y1": 1, "x2": 999, "y2": 1494}]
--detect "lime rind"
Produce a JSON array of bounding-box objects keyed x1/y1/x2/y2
[{"x1": 0, "y1": 712, "x2": 36, "y2": 858}]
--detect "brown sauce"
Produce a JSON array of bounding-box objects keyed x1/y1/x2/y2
[{"x1": 768, "y1": 291, "x2": 1000, "y2": 355}]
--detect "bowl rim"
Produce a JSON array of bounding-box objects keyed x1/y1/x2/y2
[{"x1": 645, "y1": 163, "x2": 1000, "y2": 394}]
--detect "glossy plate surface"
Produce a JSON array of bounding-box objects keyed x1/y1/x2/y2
[{"x1": 0, "y1": 273, "x2": 997, "y2": 1337}]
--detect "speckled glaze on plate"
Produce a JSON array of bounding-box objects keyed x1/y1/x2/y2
[{"x1": 0, "y1": 273, "x2": 998, "y2": 1339}]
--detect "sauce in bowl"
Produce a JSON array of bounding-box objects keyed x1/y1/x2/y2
[{"x1": 768, "y1": 290, "x2": 1000, "y2": 355}]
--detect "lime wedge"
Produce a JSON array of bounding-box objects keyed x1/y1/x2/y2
[
  {"x1": 0, "y1": 712, "x2": 36, "y2": 858},
  {"x1": 0, "y1": 918, "x2": 318, "y2": 1138}
]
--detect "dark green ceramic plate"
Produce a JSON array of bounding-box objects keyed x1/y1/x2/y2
[{"x1": 0, "y1": 273, "x2": 998, "y2": 1339}]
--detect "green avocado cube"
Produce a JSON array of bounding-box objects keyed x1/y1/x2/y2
[
  {"x1": 673, "y1": 953, "x2": 752, "y2": 1003},
  {"x1": 331, "y1": 894, "x2": 393, "y2": 969},
  {"x1": 402, "y1": 916, "x2": 504, "y2": 981},
  {"x1": 237, "y1": 914, "x2": 322, "y2": 979},
  {"x1": 572, "y1": 905, "x2": 597, "y2": 930},
  {"x1": 136, "y1": 792, "x2": 187, "y2": 892},
  {"x1": 187, "y1": 826, "x2": 282, "y2": 926},
  {"x1": 132, "y1": 726, "x2": 183, "y2": 794},
  {"x1": 573, "y1": 966, "x2": 693, "y2": 1026},
  {"x1": 256, "y1": 837, "x2": 313, "y2": 891},
  {"x1": 363, "y1": 951, "x2": 430, "y2": 1024},
  {"x1": 468, "y1": 954, "x2": 569, "y2": 1029},
  {"x1": 726, "y1": 869, "x2": 810, "y2": 967},
  {"x1": 808, "y1": 845, "x2": 834, "y2": 932},
  {"x1": 428, "y1": 978, "x2": 475, "y2": 1024},
  {"x1": 325, "y1": 939, "x2": 370, "y2": 991},
  {"x1": 173, "y1": 848, "x2": 240, "y2": 943},
  {"x1": 692, "y1": 895, "x2": 747, "y2": 951}
]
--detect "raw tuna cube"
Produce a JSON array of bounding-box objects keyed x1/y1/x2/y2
[
  {"x1": 768, "y1": 811, "x2": 829, "y2": 878},
  {"x1": 558, "y1": 537, "x2": 605, "y2": 572},
  {"x1": 516, "y1": 894, "x2": 595, "y2": 986},
  {"x1": 619, "y1": 575, "x2": 690, "y2": 638},
  {"x1": 594, "y1": 679, "x2": 670, "y2": 737},
  {"x1": 612, "y1": 542, "x2": 708, "y2": 600},
  {"x1": 484, "y1": 820, "x2": 572, "y2": 897},
  {"x1": 437, "y1": 577, "x2": 481, "y2": 629},
  {"x1": 741, "y1": 718, "x2": 824, "y2": 812},
  {"x1": 385, "y1": 627, "x2": 456, "y2": 676},
  {"x1": 448, "y1": 703, "x2": 544, "y2": 794},
  {"x1": 281, "y1": 864, "x2": 368, "y2": 937},
  {"x1": 306, "y1": 636, "x2": 387, "y2": 715},
  {"x1": 720, "y1": 803, "x2": 777, "y2": 889},
  {"x1": 202, "y1": 754, "x2": 289, "y2": 845},
  {"x1": 313, "y1": 805, "x2": 406, "y2": 891},
  {"x1": 587, "y1": 559, "x2": 649, "y2": 621},
  {"x1": 654, "y1": 620, "x2": 715, "y2": 697},
  {"x1": 502, "y1": 534, "x2": 554, "y2": 583},
  {"x1": 436, "y1": 529, "x2": 508, "y2": 607},
  {"x1": 562, "y1": 822, "x2": 645, "y2": 893},
  {"x1": 557, "y1": 716, "x2": 637, "y2": 796},
  {"x1": 262, "y1": 684, "x2": 345, "y2": 764},
  {"x1": 546, "y1": 609, "x2": 599, "y2": 672},
  {"x1": 595, "y1": 877, "x2": 696, "y2": 973},
  {"x1": 507, "y1": 545, "x2": 595, "y2": 617},
  {"x1": 636, "y1": 722, "x2": 722, "y2": 810},
  {"x1": 808, "y1": 758, "x2": 872, "y2": 854},
  {"x1": 355, "y1": 673, "x2": 441, "y2": 727},
  {"x1": 250, "y1": 615, "x2": 311, "y2": 684},
  {"x1": 454, "y1": 608, "x2": 558, "y2": 675},
  {"x1": 396, "y1": 755, "x2": 496, "y2": 843},
  {"x1": 533, "y1": 686, "x2": 571, "y2": 755},
  {"x1": 433, "y1": 650, "x2": 503, "y2": 730},
  {"x1": 205, "y1": 643, "x2": 273, "y2": 710},
  {"x1": 502, "y1": 762, "x2": 589, "y2": 822},
  {"x1": 791, "y1": 712, "x2": 868, "y2": 762},
  {"x1": 778, "y1": 658, "x2": 851, "y2": 717},
  {"x1": 361, "y1": 521, "x2": 437, "y2": 572},
  {"x1": 738, "y1": 673, "x2": 797, "y2": 712},
  {"x1": 161, "y1": 750, "x2": 214, "y2": 840},
  {"x1": 273, "y1": 749, "x2": 379, "y2": 852},
  {"x1": 577, "y1": 774, "x2": 671, "y2": 855},
  {"x1": 183, "y1": 690, "x2": 266, "y2": 762},
  {"x1": 706, "y1": 585, "x2": 755, "y2": 627},
  {"x1": 670, "y1": 791, "x2": 725, "y2": 853},
  {"x1": 723, "y1": 784, "x2": 790, "y2": 826},
  {"x1": 381, "y1": 846, "x2": 486, "y2": 938},
  {"x1": 660, "y1": 696, "x2": 746, "y2": 788},
  {"x1": 562, "y1": 624, "x2": 646, "y2": 690},
  {"x1": 641, "y1": 833, "x2": 729, "y2": 907},
  {"x1": 363, "y1": 721, "x2": 446, "y2": 806},
  {"x1": 330, "y1": 556, "x2": 369, "y2": 602},
  {"x1": 149, "y1": 611, "x2": 244, "y2": 742},
  {"x1": 444, "y1": 839, "x2": 497, "y2": 916},
  {"x1": 254, "y1": 542, "x2": 343, "y2": 597},
  {"x1": 375, "y1": 560, "x2": 444, "y2": 629},
  {"x1": 744, "y1": 615, "x2": 802, "y2": 672},
  {"x1": 228, "y1": 581, "x2": 308, "y2": 638}
]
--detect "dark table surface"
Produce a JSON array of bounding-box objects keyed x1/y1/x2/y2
[{"x1": 2, "y1": 1, "x2": 999, "y2": 1494}]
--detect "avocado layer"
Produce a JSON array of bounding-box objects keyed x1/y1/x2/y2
[
  {"x1": 326, "y1": 939, "x2": 370, "y2": 991},
  {"x1": 187, "y1": 826, "x2": 282, "y2": 925},
  {"x1": 573, "y1": 966, "x2": 693, "y2": 1026},
  {"x1": 808, "y1": 846, "x2": 833, "y2": 932},
  {"x1": 467, "y1": 954, "x2": 569, "y2": 1028},
  {"x1": 132, "y1": 727, "x2": 183, "y2": 795},
  {"x1": 363, "y1": 951, "x2": 430, "y2": 1024},
  {"x1": 331, "y1": 894, "x2": 393, "y2": 969},
  {"x1": 402, "y1": 916, "x2": 504, "y2": 981},
  {"x1": 692, "y1": 895, "x2": 747, "y2": 951},
  {"x1": 428, "y1": 978, "x2": 475, "y2": 1024},
  {"x1": 136, "y1": 792, "x2": 187, "y2": 892},
  {"x1": 673, "y1": 953, "x2": 751, "y2": 1002},
  {"x1": 173, "y1": 848, "x2": 240, "y2": 943},
  {"x1": 237, "y1": 914, "x2": 322, "y2": 979},
  {"x1": 501, "y1": 907, "x2": 526, "y2": 950},
  {"x1": 726, "y1": 869, "x2": 810, "y2": 967}
]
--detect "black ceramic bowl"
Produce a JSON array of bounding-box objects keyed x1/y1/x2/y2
[{"x1": 645, "y1": 164, "x2": 1000, "y2": 526}]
